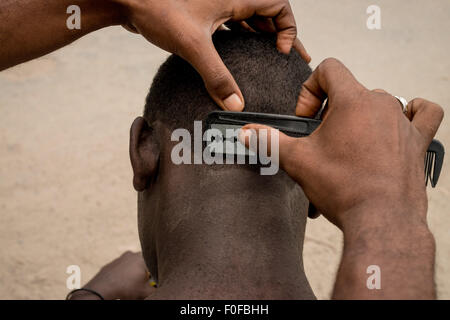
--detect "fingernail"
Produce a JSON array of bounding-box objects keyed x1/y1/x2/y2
[
  {"x1": 305, "y1": 53, "x2": 312, "y2": 63},
  {"x1": 223, "y1": 93, "x2": 243, "y2": 111}
]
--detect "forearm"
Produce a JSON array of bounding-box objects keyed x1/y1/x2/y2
[
  {"x1": 0, "y1": 0, "x2": 124, "y2": 70},
  {"x1": 333, "y1": 203, "x2": 436, "y2": 300}
]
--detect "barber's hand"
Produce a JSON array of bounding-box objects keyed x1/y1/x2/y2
[
  {"x1": 72, "y1": 251, "x2": 155, "y2": 300},
  {"x1": 114, "y1": 0, "x2": 309, "y2": 111},
  {"x1": 240, "y1": 58, "x2": 444, "y2": 230}
]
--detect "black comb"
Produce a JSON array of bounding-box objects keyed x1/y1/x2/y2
[
  {"x1": 206, "y1": 111, "x2": 445, "y2": 187},
  {"x1": 426, "y1": 140, "x2": 445, "y2": 187}
]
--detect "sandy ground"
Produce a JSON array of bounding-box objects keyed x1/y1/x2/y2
[{"x1": 0, "y1": 0, "x2": 449, "y2": 299}]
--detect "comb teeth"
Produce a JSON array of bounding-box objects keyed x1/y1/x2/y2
[
  {"x1": 425, "y1": 151, "x2": 431, "y2": 187},
  {"x1": 426, "y1": 140, "x2": 445, "y2": 188}
]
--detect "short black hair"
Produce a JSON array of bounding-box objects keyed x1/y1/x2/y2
[{"x1": 144, "y1": 31, "x2": 312, "y2": 129}]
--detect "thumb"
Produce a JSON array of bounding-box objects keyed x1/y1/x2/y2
[
  {"x1": 239, "y1": 124, "x2": 308, "y2": 173},
  {"x1": 180, "y1": 36, "x2": 244, "y2": 111}
]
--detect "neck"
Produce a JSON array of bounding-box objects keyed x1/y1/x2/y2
[{"x1": 141, "y1": 167, "x2": 315, "y2": 299}]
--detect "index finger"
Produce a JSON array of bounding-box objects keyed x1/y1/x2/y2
[
  {"x1": 179, "y1": 34, "x2": 244, "y2": 111},
  {"x1": 296, "y1": 58, "x2": 365, "y2": 117}
]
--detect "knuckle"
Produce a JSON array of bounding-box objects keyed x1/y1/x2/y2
[
  {"x1": 279, "y1": 20, "x2": 297, "y2": 36},
  {"x1": 177, "y1": 28, "x2": 205, "y2": 58},
  {"x1": 320, "y1": 57, "x2": 342, "y2": 69},
  {"x1": 289, "y1": 25, "x2": 298, "y2": 37},
  {"x1": 318, "y1": 58, "x2": 344, "y2": 77},
  {"x1": 206, "y1": 71, "x2": 232, "y2": 93},
  {"x1": 431, "y1": 104, "x2": 444, "y2": 120},
  {"x1": 412, "y1": 98, "x2": 444, "y2": 118},
  {"x1": 184, "y1": 31, "x2": 203, "y2": 48},
  {"x1": 372, "y1": 88, "x2": 388, "y2": 94},
  {"x1": 411, "y1": 97, "x2": 426, "y2": 106},
  {"x1": 276, "y1": 4, "x2": 297, "y2": 31}
]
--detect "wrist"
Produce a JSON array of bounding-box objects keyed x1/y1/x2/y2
[
  {"x1": 83, "y1": 279, "x2": 118, "y2": 300},
  {"x1": 81, "y1": 0, "x2": 127, "y2": 29},
  {"x1": 106, "y1": 0, "x2": 131, "y2": 25},
  {"x1": 335, "y1": 219, "x2": 436, "y2": 300},
  {"x1": 340, "y1": 196, "x2": 431, "y2": 247},
  {"x1": 338, "y1": 185, "x2": 428, "y2": 228},
  {"x1": 339, "y1": 194, "x2": 428, "y2": 235},
  {"x1": 67, "y1": 288, "x2": 104, "y2": 300}
]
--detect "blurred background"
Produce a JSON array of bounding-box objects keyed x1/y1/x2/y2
[{"x1": 0, "y1": 0, "x2": 449, "y2": 299}]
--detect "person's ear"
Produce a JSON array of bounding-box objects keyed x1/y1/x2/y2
[{"x1": 129, "y1": 117, "x2": 160, "y2": 192}]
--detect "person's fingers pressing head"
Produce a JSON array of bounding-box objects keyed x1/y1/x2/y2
[
  {"x1": 242, "y1": 15, "x2": 310, "y2": 62},
  {"x1": 251, "y1": 1, "x2": 310, "y2": 59},
  {"x1": 269, "y1": 2, "x2": 297, "y2": 55},
  {"x1": 293, "y1": 38, "x2": 311, "y2": 63},
  {"x1": 296, "y1": 58, "x2": 365, "y2": 118},
  {"x1": 226, "y1": 14, "x2": 310, "y2": 62},
  {"x1": 179, "y1": 33, "x2": 244, "y2": 111}
]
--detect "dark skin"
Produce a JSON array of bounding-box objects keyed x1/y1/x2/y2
[
  {"x1": 74, "y1": 124, "x2": 316, "y2": 300},
  {"x1": 242, "y1": 58, "x2": 444, "y2": 299},
  {"x1": 73, "y1": 124, "x2": 316, "y2": 300},
  {"x1": 3, "y1": 0, "x2": 442, "y2": 302},
  {"x1": 130, "y1": 122, "x2": 315, "y2": 299},
  {"x1": 73, "y1": 59, "x2": 443, "y2": 300},
  {"x1": 127, "y1": 61, "x2": 442, "y2": 300},
  {"x1": 69, "y1": 251, "x2": 155, "y2": 300},
  {"x1": 0, "y1": 0, "x2": 310, "y2": 111}
]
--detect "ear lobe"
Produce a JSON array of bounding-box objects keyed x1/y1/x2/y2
[{"x1": 130, "y1": 117, "x2": 160, "y2": 192}]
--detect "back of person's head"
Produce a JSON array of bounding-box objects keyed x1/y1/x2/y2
[
  {"x1": 144, "y1": 30, "x2": 312, "y2": 130},
  {"x1": 131, "y1": 32, "x2": 314, "y2": 285},
  {"x1": 130, "y1": 30, "x2": 312, "y2": 193}
]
